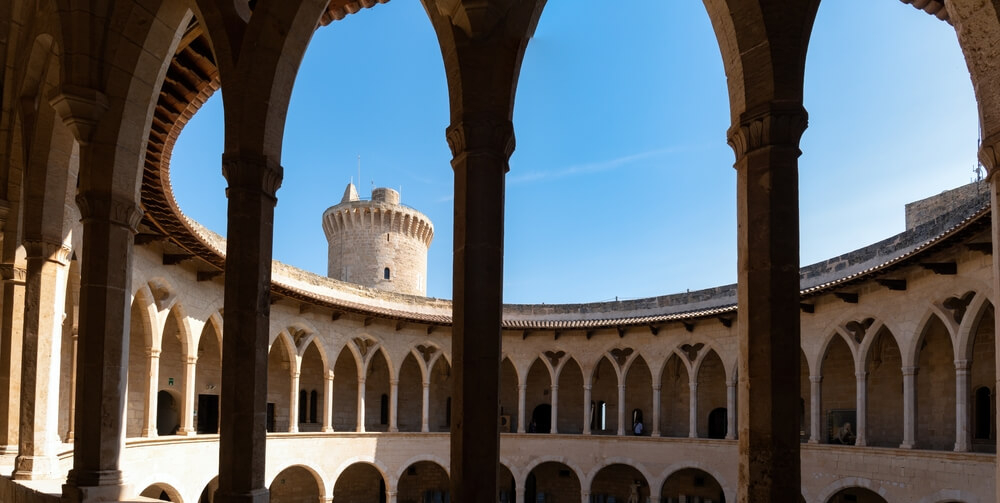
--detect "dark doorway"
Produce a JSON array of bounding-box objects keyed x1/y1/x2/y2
[
  {"x1": 975, "y1": 386, "x2": 991, "y2": 440},
  {"x1": 708, "y1": 407, "x2": 727, "y2": 439},
  {"x1": 532, "y1": 404, "x2": 552, "y2": 433},
  {"x1": 197, "y1": 394, "x2": 219, "y2": 433},
  {"x1": 156, "y1": 391, "x2": 180, "y2": 435},
  {"x1": 266, "y1": 402, "x2": 276, "y2": 432},
  {"x1": 524, "y1": 472, "x2": 537, "y2": 503}
]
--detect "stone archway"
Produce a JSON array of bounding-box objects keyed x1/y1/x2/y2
[
  {"x1": 591, "y1": 463, "x2": 649, "y2": 502},
  {"x1": 397, "y1": 461, "x2": 449, "y2": 502},
  {"x1": 660, "y1": 354, "x2": 689, "y2": 437},
  {"x1": 333, "y1": 463, "x2": 385, "y2": 503},
  {"x1": 526, "y1": 461, "x2": 580, "y2": 502},
  {"x1": 661, "y1": 468, "x2": 725, "y2": 503},
  {"x1": 826, "y1": 487, "x2": 886, "y2": 503},
  {"x1": 821, "y1": 335, "x2": 856, "y2": 445},
  {"x1": 140, "y1": 483, "x2": 183, "y2": 502},
  {"x1": 269, "y1": 465, "x2": 322, "y2": 503},
  {"x1": 917, "y1": 315, "x2": 956, "y2": 450}
]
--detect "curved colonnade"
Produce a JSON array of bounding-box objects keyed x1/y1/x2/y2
[{"x1": 1, "y1": 1, "x2": 1000, "y2": 503}]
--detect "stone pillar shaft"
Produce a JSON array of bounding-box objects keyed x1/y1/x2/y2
[
  {"x1": 289, "y1": 371, "x2": 300, "y2": 433},
  {"x1": 855, "y1": 372, "x2": 867, "y2": 446},
  {"x1": 726, "y1": 380, "x2": 737, "y2": 440},
  {"x1": 357, "y1": 377, "x2": 366, "y2": 433},
  {"x1": 901, "y1": 366, "x2": 918, "y2": 448},
  {"x1": 215, "y1": 153, "x2": 282, "y2": 503},
  {"x1": 550, "y1": 384, "x2": 559, "y2": 434},
  {"x1": 954, "y1": 360, "x2": 971, "y2": 452},
  {"x1": 14, "y1": 241, "x2": 70, "y2": 479},
  {"x1": 689, "y1": 382, "x2": 699, "y2": 438},
  {"x1": 0, "y1": 266, "x2": 26, "y2": 453},
  {"x1": 809, "y1": 376, "x2": 822, "y2": 443},
  {"x1": 421, "y1": 381, "x2": 430, "y2": 433},
  {"x1": 389, "y1": 379, "x2": 399, "y2": 433},
  {"x1": 516, "y1": 384, "x2": 527, "y2": 433},
  {"x1": 322, "y1": 373, "x2": 334, "y2": 432},
  {"x1": 142, "y1": 350, "x2": 161, "y2": 437},
  {"x1": 582, "y1": 384, "x2": 592, "y2": 435},
  {"x1": 988, "y1": 170, "x2": 1000, "y2": 503},
  {"x1": 651, "y1": 385, "x2": 661, "y2": 437},
  {"x1": 67, "y1": 333, "x2": 78, "y2": 441},
  {"x1": 729, "y1": 104, "x2": 806, "y2": 502},
  {"x1": 448, "y1": 117, "x2": 509, "y2": 502},
  {"x1": 180, "y1": 356, "x2": 197, "y2": 435}
]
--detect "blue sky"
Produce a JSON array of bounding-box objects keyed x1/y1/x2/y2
[{"x1": 170, "y1": 0, "x2": 978, "y2": 304}]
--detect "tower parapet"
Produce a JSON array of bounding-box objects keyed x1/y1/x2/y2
[{"x1": 322, "y1": 184, "x2": 434, "y2": 295}]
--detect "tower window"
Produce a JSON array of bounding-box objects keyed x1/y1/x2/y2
[{"x1": 384, "y1": 267, "x2": 390, "y2": 280}]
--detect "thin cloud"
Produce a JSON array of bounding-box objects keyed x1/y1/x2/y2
[{"x1": 508, "y1": 146, "x2": 691, "y2": 184}]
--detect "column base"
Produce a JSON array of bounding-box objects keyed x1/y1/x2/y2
[
  {"x1": 652, "y1": 431, "x2": 660, "y2": 438},
  {"x1": 63, "y1": 472, "x2": 131, "y2": 503},
  {"x1": 322, "y1": 427, "x2": 334, "y2": 433},
  {"x1": 725, "y1": 434, "x2": 736, "y2": 440},
  {"x1": 11, "y1": 454, "x2": 59, "y2": 480},
  {"x1": 179, "y1": 429, "x2": 196, "y2": 436},
  {"x1": 214, "y1": 487, "x2": 269, "y2": 503},
  {"x1": 141, "y1": 428, "x2": 157, "y2": 437},
  {"x1": 900, "y1": 442, "x2": 914, "y2": 449},
  {"x1": 954, "y1": 444, "x2": 970, "y2": 452},
  {"x1": 807, "y1": 438, "x2": 818, "y2": 444},
  {"x1": 854, "y1": 437, "x2": 867, "y2": 447}
]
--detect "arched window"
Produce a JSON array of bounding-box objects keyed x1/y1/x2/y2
[
  {"x1": 975, "y1": 386, "x2": 992, "y2": 440},
  {"x1": 380, "y1": 393, "x2": 389, "y2": 425},
  {"x1": 298, "y1": 390, "x2": 307, "y2": 424},
  {"x1": 383, "y1": 267, "x2": 391, "y2": 280},
  {"x1": 309, "y1": 389, "x2": 318, "y2": 423}
]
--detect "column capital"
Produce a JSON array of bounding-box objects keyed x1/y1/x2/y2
[
  {"x1": 221, "y1": 152, "x2": 283, "y2": 200},
  {"x1": 809, "y1": 375, "x2": 822, "y2": 384},
  {"x1": 47, "y1": 85, "x2": 108, "y2": 145},
  {"x1": 582, "y1": 384, "x2": 592, "y2": 391},
  {"x1": 902, "y1": 366, "x2": 919, "y2": 376},
  {"x1": 689, "y1": 382, "x2": 699, "y2": 390},
  {"x1": 185, "y1": 356, "x2": 198, "y2": 365},
  {"x1": 855, "y1": 371, "x2": 868, "y2": 380},
  {"x1": 517, "y1": 383, "x2": 527, "y2": 391},
  {"x1": 422, "y1": 381, "x2": 430, "y2": 389},
  {"x1": 726, "y1": 101, "x2": 808, "y2": 160},
  {"x1": 145, "y1": 349, "x2": 160, "y2": 359},
  {"x1": 0, "y1": 264, "x2": 27, "y2": 285},
  {"x1": 290, "y1": 371, "x2": 300, "y2": 379},
  {"x1": 22, "y1": 239, "x2": 72, "y2": 266},
  {"x1": 446, "y1": 117, "x2": 515, "y2": 160},
  {"x1": 652, "y1": 384, "x2": 661, "y2": 391},
  {"x1": 979, "y1": 131, "x2": 1000, "y2": 180},
  {"x1": 954, "y1": 359, "x2": 971, "y2": 372},
  {"x1": 75, "y1": 191, "x2": 142, "y2": 232},
  {"x1": 550, "y1": 384, "x2": 559, "y2": 391},
  {"x1": 390, "y1": 379, "x2": 399, "y2": 386}
]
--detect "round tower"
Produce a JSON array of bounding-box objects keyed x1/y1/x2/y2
[{"x1": 321, "y1": 183, "x2": 434, "y2": 296}]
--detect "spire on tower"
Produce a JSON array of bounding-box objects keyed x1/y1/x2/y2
[{"x1": 341, "y1": 182, "x2": 360, "y2": 203}]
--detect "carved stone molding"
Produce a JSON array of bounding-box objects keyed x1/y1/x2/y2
[
  {"x1": 221, "y1": 152, "x2": 283, "y2": 199},
  {"x1": 47, "y1": 85, "x2": 109, "y2": 146},
  {"x1": 845, "y1": 317, "x2": 875, "y2": 344},
  {"x1": 979, "y1": 132, "x2": 1000, "y2": 180},
  {"x1": 726, "y1": 103, "x2": 808, "y2": 160},
  {"x1": 446, "y1": 118, "x2": 516, "y2": 160},
  {"x1": 0, "y1": 264, "x2": 26, "y2": 284},
  {"x1": 609, "y1": 347, "x2": 633, "y2": 367},
  {"x1": 353, "y1": 337, "x2": 377, "y2": 358},
  {"x1": 680, "y1": 343, "x2": 704, "y2": 362},
  {"x1": 416, "y1": 344, "x2": 437, "y2": 362},
  {"x1": 942, "y1": 291, "x2": 975, "y2": 324},
  {"x1": 290, "y1": 327, "x2": 309, "y2": 349},
  {"x1": 543, "y1": 350, "x2": 565, "y2": 367},
  {"x1": 75, "y1": 191, "x2": 143, "y2": 232},
  {"x1": 22, "y1": 239, "x2": 73, "y2": 266},
  {"x1": 435, "y1": 0, "x2": 514, "y2": 39}
]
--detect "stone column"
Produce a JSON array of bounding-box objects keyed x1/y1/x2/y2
[
  {"x1": 322, "y1": 372, "x2": 334, "y2": 432},
  {"x1": 581, "y1": 490, "x2": 590, "y2": 503},
  {"x1": 386, "y1": 491, "x2": 397, "y2": 503},
  {"x1": 447, "y1": 117, "x2": 511, "y2": 502},
  {"x1": 13, "y1": 239, "x2": 71, "y2": 479},
  {"x1": 809, "y1": 375, "x2": 822, "y2": 443},
  {"x1": 854, "y1": 371, "x2": 868, "y2": 446},
  {"x1": 617, "y1": 384, "x2": 627, "y2": 436},
  {"x1": 142, "y1": 349, "x2": 161, "y2": 437},
  {"x1": 651, "y1": 384, "x2": 661, "y2": 437},
  {"x1": 517, "y1": 384, "x2": 527, "y2": 433},
  {"x1": 214, "y1": 152, "x2": 282, "y2": 503},
  {"x1": 688, "y1": 382, "x2": 699, "y2": 438},
  {"x1": 67, "y1": 332, "x2": 78, "y2": 441},
  {"x1": 64, "y1": 187, "x2": 143, "y2": 502},
  {"x1": 901, "y1": 366, "x2": 918, "y2": 448},
  {"x1": 582, "y1": 384, "x2": 592, "y2": 435},
  {"x1": 389, "y1": 379, "x2": 399, "y2": 432},
  {"x1": 982, "y1": 133, "x2": 1000, "y2": 503},
  {"x1": 180, "y1": 356, "x2": 197, "y2": 435},
  {"x1": 289, "y1": 371, "x2": 300, "y2": 433},
  {"x1": 726, "y1": 380, "x2": 737, "y2": 440},
  {"x1": 954, "y1": 360, "x2": 971, "y2": 452},
  {"x1": 421, "y1": 381, "x2": 431, "y2": 433},
  {"x1": 357, "y1": 377, "x2": 366, "y2": 433},
  {"x1": 550, "y1": 384, "x2": 559, "y2": 434},
  {"x1": 0, "y1": 264, "x2": 25, "y2": 453},
  {"x1": 515, "y1": 487, "x2": 525, "y2": 503},
  {"x1": 728, "y1": 104, "x2": 807, "y2": 501}
]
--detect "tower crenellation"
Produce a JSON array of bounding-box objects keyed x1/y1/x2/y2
[{"x1": 322, "y1": 183, "x2": 433, "y2": 295}]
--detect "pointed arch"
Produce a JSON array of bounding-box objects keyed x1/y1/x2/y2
[
  {"x1": 696, "y1": 350, "x2": 727, "y2": 438},
  {"x1": 397, "y1": 352, "x2": 423, "y2": 432},
  {"x1": 916, "y1": 312, "x2": 957, "y2": 450},
  {"x1": 660, "y1": 352, "x2": 690, "y2": 438},
  {"x1": 557, "y1": 356, "x2": 584, "y2": 434},
  {"x1": 864, "y1": 326, "x2": 903, "y2": 447},
  {"x1": 500, "y1": 356, "x2": 519, "y2": 433},
  {"x1": 364, "y1": 347, "x2": 392, "y2": 432},
  {"x1": 332, "y1": 343, "x2": 360, "y2": 432}
]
